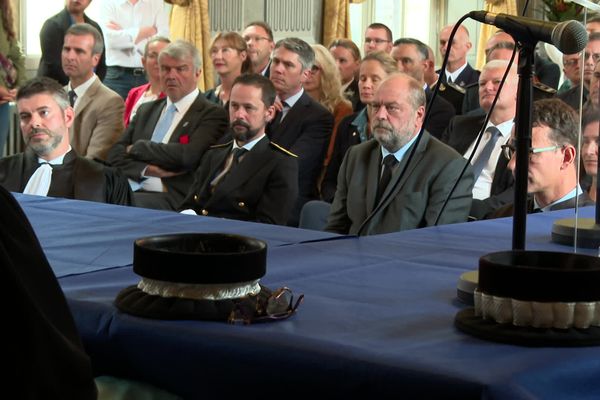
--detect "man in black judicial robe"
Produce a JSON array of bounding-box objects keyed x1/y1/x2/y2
[
  {"x1": 0, "y1": 184, "x2": 96, "y2": 399},
  {"x1": 0, "y1": 77, "x2": 130, "y2": 205}
]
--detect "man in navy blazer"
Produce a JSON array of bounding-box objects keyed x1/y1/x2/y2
[
  {"x1": 37, "y1": 0, "x2": 106, "y2": 85},
  {"x1": 437, "y1": 24, "x2": 479, "y2": 88},
  {"x1": 266, "y1": 37, "x2": 334, "y2": 225},
  {"x1": 108, "y1": 40, "x2": 228, "y2": 210},
  {"x1": 180, "y1": 74, "x2": 298, "y2": 225}
]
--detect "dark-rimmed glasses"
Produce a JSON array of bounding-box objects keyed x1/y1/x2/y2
[{"x1": 228, "y1": 287, "x2": 304, "y2": 324}]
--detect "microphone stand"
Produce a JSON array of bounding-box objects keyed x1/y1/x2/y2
[{"x1": 512, "y1": 43, "x2": 535, "y2": 250}]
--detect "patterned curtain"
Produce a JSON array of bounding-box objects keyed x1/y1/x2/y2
[
  {"x1": 322, "y1": 0, "x2": 366, "y2": 46},
  {"x1": 475, "y1": 0, "x2": 518, "y2": 70},
  {"x1": 165, "y1": 0, "x2": 214, "y2": 91}
]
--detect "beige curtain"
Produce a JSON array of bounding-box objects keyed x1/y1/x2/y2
[
  {"x1": 165, "y1": 0, "x2": 213, "y2": 91},
  {"x1": 322, "y1": 0, "x2": 366, "y2": 45},
  {"x1": 475, "y1": 0, "x2": 518, "y2": 70}
]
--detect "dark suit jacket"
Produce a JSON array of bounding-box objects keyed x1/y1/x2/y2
[
  {"x1": 325, "y1": 131, "x2": 474, "y2": 235},
  {"x1": 490, "y1": 192, "x2": 594, "y2": 218},
  {"x1": 462, "y1": 82, "x2": 557, "y2": 115},
  {"x1": 558, "y1": 84, "x2": 588, "y2": 111},
  {"x1": 424, "y1": 87, "x2": 456, "y2": 139},
  {"x1": 179, "y1": 136, "x2": 298, "y2": 225},
  {"x1": 442, "y1": 113, "x2": 514, "y2": 218},
  {"x1": 438, "y1": 63, "x2": 480, "y2": 88},
  {"x1": 431, "y1": 80, "x2": 465, "y2": 116},
  {"x1": 0, "y1": 149, "x2": 131, "y2": 205},
  {"x1": 37, "y1": 7, "x2": 107, "y2": 85},
  {"x1": 0, "y1": 185, "x2": 96, "y2": 399},
  {"x1": 107, "y1": 93, "x2": 228, "y2": 207},
  {"x1": 266, "y1": 91, "x2": 334, "y2": 224}
]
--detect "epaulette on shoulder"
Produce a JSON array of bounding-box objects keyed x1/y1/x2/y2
[
  {"x1": 210, "y1": 141, "x2": 232, "y2": 149},
  {"x1": 270, "y1": 141, "x2": 297, "y2": 157},
  {"x1": 446, "y1": 82, "x2": 466, "y2": 94},
  {"x1": 533, "y1": 82, "x2": 557, "y2": 95}
]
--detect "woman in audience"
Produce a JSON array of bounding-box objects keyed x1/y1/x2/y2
[
  {"x1": 321, "y1": 51, "x2": 399, "y2": 202},
  {"x1": 329, "y1": 38, "x2": 362, "y2": 111},
  {"x1": 205, "y1": 32, "x2": 251, "y2": 106},
  {"x1": 123, "y1": 36, "x2": 170, "y2": 127},
  {"x1": 305, "y1": 44, "x2": 353, "y2": 194},
  {"x1": 582, "y1": 107, "x2": 600, "y2": 201},
  {"x1": 0, "y1": 0, "x2": 24, "y2": 155}
]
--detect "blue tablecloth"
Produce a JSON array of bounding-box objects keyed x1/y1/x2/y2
[{"x1": 17, "y1": 193, "x2": 600, "y2": 399}]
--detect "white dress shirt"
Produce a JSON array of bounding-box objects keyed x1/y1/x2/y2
[
  {"x1": 99, "y1": 0, "x2": 170, "y2": 67},
  {"x1": 463, "y1": 119, "x2": 513, "y2": 200},
  {"x1": 138, "y1": 89, "x2": 200, "y2": 192},
  {"x1": 66, "y1": 74, "x2": 97, "y2": 111}
]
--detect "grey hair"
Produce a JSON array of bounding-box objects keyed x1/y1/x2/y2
[
  {"x1": 65, "y1": 23, "x2": 104, "y2": 55},
  {"x1": 17, "y1": 77, "x2": 70, "y2": 111},
  {"x1": 159, "y1": 39, "x2": 202, "y2": 72},
  {"x1": 274, "y1": 37, "x2": 315, "y2": 70},
  {"x1": 144, "y1": 36, "x2": 171, "y2": 58}
]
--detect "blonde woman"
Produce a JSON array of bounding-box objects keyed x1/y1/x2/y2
[{"x1": 304, "y1": 44, "x2": 353, "y2": 195}]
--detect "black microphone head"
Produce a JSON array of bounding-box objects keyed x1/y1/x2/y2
[{"x1": 551, "y1": 20, "x2": 588, "y2": 54}]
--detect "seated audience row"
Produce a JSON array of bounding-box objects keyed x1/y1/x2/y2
[{"x1": 6, "y1": 16, "x2": 599, "y2": 235}]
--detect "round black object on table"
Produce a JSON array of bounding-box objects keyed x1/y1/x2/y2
[
  {"x1": 455, "y1": 250, "x2": 600, "y2": 346},
  {"x1": 133, "y1": 232, "x2": 267, "y2": 283},
  {"x1": 455, "y1": 308, "x2": 600, "y2": 347},
  {"x1": 115, "y1": 233, "x2": 302, "y2": 322}
]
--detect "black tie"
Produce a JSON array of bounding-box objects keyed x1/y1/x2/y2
[
  {"x1": 472, "y1": 126, "x2": 502, "y2": 180},
  {"x1": 375, "y1": 154, "x2": 398, "y2": 205},
  {"x1": 230, "y1": 147, "x2": 247, "y2": 168},
  {"x1": 68, "y1": 90, "x2": 77, "y2": 107},
  {"x1": 269, "y1": 102, "x2": 289, "y2": 133}
]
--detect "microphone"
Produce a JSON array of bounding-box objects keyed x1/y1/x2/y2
[{"x1": 469, "y1": 11, "x2": 587, "y2": 54}]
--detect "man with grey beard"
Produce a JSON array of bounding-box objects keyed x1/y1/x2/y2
[
  {"x1": 325, "y1": 73, "x2": 474, "y2": 235},
  {"x1": 179, "y1": 73, "x2": 298, "y2": 225},
  {"x1": 0, "y1": 77, "x2": 130, "y2": 205}
]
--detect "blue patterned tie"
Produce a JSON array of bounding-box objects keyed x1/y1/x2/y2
[
  {"x1": 151, "y1": 103, "x2": 177, "y2": 143},
  {"x1": 472, "y1": 126, "x2": 502, "y2": 180}
]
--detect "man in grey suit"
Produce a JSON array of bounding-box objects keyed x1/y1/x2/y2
[
  {"x1": 107, "y1": 40, "x2": 228, "y2": 210},
  {"x1": 63, "y1": 23, "x2": 124, "y2": 161},
  {"x1": 325, "y1": 73, "x2": 474, "y2": 235}
]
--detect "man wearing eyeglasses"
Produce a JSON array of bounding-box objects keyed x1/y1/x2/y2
[
  {"x1": 558, "y1": 32, "x2": 600, "y2": 110},
  {"x1": 363, "y1": 23, "x2": 393, "y2": 55},
  {"x1": 558, "y1": 53, "x2": 582, "y2": 94},
  {"x1": 242, "y1": 21, "x2": 275, "y2": 77},
  {"x1": 325, "y1": 73, "x2": 473, "y2": 235},
  {"x1": 442, "y1": 60, "x2": 518, "y2": 219},
  {"x1": 491, "y1": 98, "x2": 594, "y2": 217}
]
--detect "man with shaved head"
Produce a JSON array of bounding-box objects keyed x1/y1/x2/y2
[{"x1": 438, "y1": 24, "x2": 479, "y2": 88}]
